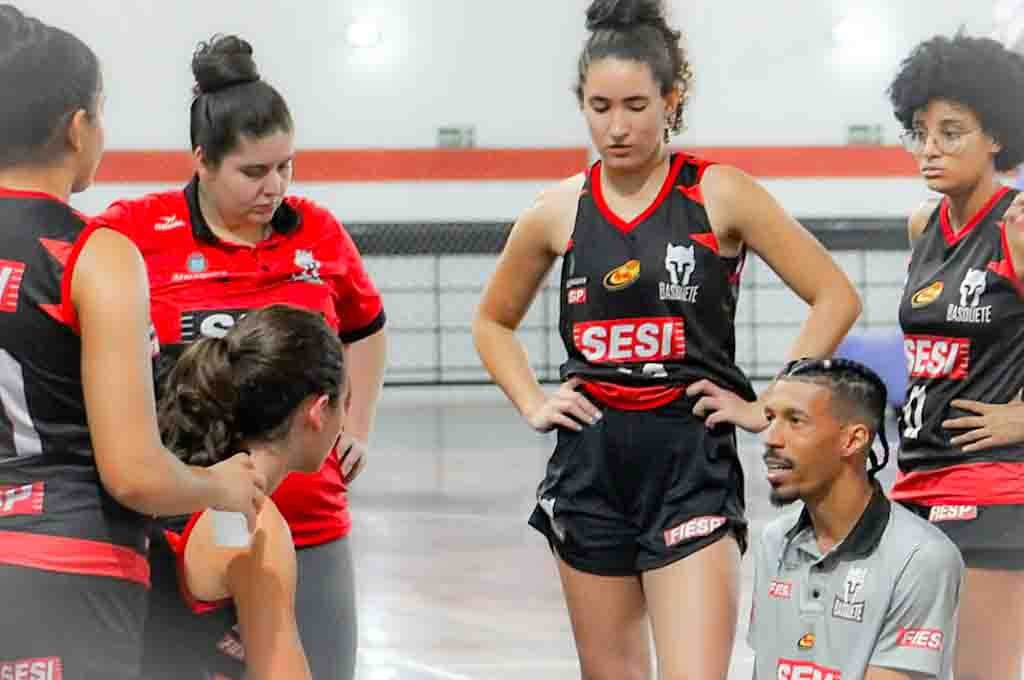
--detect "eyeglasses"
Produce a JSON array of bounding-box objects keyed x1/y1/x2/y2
[
  {"x1": 775, "y1": 357, "x2": 891, "y2": 475},
  {"x1": 899, "y1": 127, "x2": 981, "y2": 156}
]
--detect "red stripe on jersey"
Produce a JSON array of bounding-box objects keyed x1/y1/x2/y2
[
  {"x1": 940, "y1": 186, "x2": 1010, "y2": 247},
  {"x1": 582, "y1": 381, "x2": 685, "y2": 411},
  {"x1": 987, "y1": 221, "x2": 1024, "y2": 298},
  {"x1": 591, "y1": 154, "x2": 688, "y2": 234},
  {"x1": 0, "y1": 530, "x2": 149, "y2": 586},
  {"x1": 56, "y1": 222, "x2": 105, "y2": 333},
  {"x1": 38, "y1": 238, "x2": 72, "y2": 268},
  {"x1": 0, "y1": 260, "x2": 25, "y2": 313},
  {"x1": 691, "y1": 231, "x2": 720, "y2": 254},
  {"x1": 890, "y1": 461, "x2": 1024, "y2": 505},
  {"x1": 165, "y1": 513, "x2": 233, "y2": 615}
]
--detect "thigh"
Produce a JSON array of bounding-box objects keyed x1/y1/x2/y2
[
  {"x1": 555, "y1": 554, "x2": 651, "y2": 680},
  {"x1": 294, "y1": 538, "x2": 358, "y2": 680},
  {"x1": 954, "y1": 567, "x2": 1024, "y2": 680},
  {"x1": 0, "y1": 565, "x2": 146, "y2": 680},
  {"x1": 641, "y1": 535, "x2": 741, "y2": 680}
]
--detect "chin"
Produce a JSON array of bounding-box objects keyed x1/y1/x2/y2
[{"x1": 770, "y1": 488, "x2": 800, "y2": 508}]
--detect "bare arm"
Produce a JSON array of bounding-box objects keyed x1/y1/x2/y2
[
  {"x1": 865, "y1": 669, "x2": 931, "y2": 680},
  {"x1": 338, "y1": 328, "x2": 386, "y2": 482},
  {"x1": 74, "y1": 228, "x2": 265, "y2": 522},
  {"x1": 220, "y1": 505, "x2": 311, "y2": 680},
  {"x1": 473, "y1": 177, "x2": 601, "y2": 431},
  {"x1": 908, "y1": 198, "x2": 940, "y2": 248}
]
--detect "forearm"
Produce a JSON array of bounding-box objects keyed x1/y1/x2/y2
[
  {"x1": 785, "y1": 286, "x2": 861, "y2": 361},
  {"x1": 472, "y1": 317, "x2": 547, "y2": 417},
  {"x1": 100, "y1": 447, "x2": 220, "y2": 517},
  {"x1": 343, "y1": 329, "x2": 386, "y2": 441}
]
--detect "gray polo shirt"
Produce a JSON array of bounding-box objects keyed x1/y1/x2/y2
[{"x1": 748, "y1": 485, "x2": 964, "y2": 679}]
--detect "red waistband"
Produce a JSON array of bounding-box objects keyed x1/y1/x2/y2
[
  {"x1": 890, "y1": 461, "x2": 1024, "y2": 506},
  {"x1": 0, "y1": 530, "x2": 149, "y2": 587},
  {"x1": 581, "y1": 381, "x2": 686, "y2": 411}
]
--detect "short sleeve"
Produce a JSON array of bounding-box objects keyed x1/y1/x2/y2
[
  {"x1": 869, "y1": 538, "x2": 964, "y2": 676},
  {"x1": 325, "y1": 215, "x2": 385, "y2": 343}
]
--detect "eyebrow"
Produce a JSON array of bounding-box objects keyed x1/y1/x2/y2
[{"x1": 240, "y1": 156, "x2": 295, "y2": 169}]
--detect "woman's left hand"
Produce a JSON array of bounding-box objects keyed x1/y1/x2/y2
[{"x1": 338, "y1": 436, "x2": 368, "y2": 484}]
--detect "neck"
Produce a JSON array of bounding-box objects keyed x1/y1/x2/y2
[
  {"x1": 804, "y1": 469, "x2": 874, "y2": 554},
  {"x1": 945, "y1": 171, "x2": 1002, "y2": 234},
  {"x1": 601, "y1": 145, "x2": 670, "y2": 196},
  {"x1": 245, "y1": 443, "x2": 291, "y2": 494},
  {"x1": 0, "y1": 165, "x2": 75, "y2": 203},
  {"x1": 197, "y1": 182, "x2": 267, "y2": 245}
]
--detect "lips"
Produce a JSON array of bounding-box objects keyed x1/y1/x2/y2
[{"x1": 764, "y1": 455, "x2": 794, "y2": 484}]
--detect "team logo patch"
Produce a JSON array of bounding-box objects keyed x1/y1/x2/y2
[
  {"x1": 292, "y1": 249, "x2": 323, "y2": 284},
  {"x1": 911, "y1": 281, "x2": 943, "y2": 308},
  {"x1": 947, "y1": 268, "x2": 992, "y2": 323},
  {"x1": 797, "y1": 633, "x2": 816, "y2": 650},
  {"x1": 603, "y1": 259, "x2": 640, "y2": 291},
  {"x1": 777, "y1": 658, "x2": 840, "y2": 679},
  {"x1": 0, "y1": 482, "x2": 44, "y2": 517},
  {"x1": 928, "y1": 505, "x2": 978, "y2": 522},
  {"x1": 186, "y1": 252, "x2": 207, "y2": 274},
  {"x1": 768, "y1": 579, "x2": 793, "y2": 600},
  {"x1": 0, "y1": 259, "x2": 26, "y2": 314},
  {"x1": 663, "y1": 515, "x2": 726, "y2": 547},
  {"x1": 216, "y1": 626, "x2": 245, "y2": 662},
  {"x1": 0, "y1": 657, "x2": 62, "y2": 679},
  {"x1": 567, "y1": 287, "x2": 587, "y2": 305},
  {"x1": 897, "y1": 628, "x2": 944, "y2": 651},
  {"x1": 661, "y1": 243, "x2": 699, "y2": 302},
  {"x1": 831, "y1": 566, "x2": 866, "y2": 623}
]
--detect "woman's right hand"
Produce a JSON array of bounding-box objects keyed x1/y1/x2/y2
[
  {"x1": 523, "y1": 377, "x2": 603, "y2": 433},
  {"x1": 207, "y1": 452, "x2": 268, "y2": 532}
]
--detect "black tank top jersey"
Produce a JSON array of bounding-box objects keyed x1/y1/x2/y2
[
  {"x1": 142, "y1": 515, "x2": 244, "y2": 680},
  {"x1": 559, "y1": 153, "x2": 756, "y2": 401},
  {"x1": 898, "y1": 187, "x2": 1024, "y2": 470},
  {"x1": 0, "y1": 191, "x2": 147, "y2": 553}
]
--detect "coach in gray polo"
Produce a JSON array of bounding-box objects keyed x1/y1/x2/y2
[{"x1": 747, "y1": 359, "x2": 963, "y2": 680}]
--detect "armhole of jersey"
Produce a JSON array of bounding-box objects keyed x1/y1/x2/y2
[
  {"x1": 997, "y1": 219, "x2": 1024, "y2": 298},
  {"x1": 173, "y1": 511, "x2": 233, "y2": 615},
  {"x1": 60, "y1": 221, "x2": 105, "y2": 334}
]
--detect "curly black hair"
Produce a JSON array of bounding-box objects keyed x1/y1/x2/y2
[{"x1": 888, "y1": 32, "x2": 1024, "y2": 171}]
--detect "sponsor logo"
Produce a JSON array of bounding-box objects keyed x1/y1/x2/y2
[
  {"x1": 947, "y1": 268, "x2": 992, "y2": 323},
  {"x1": 566, "y1": 276, "x2": 588, "y2": 288},
  {"x1": 0, "y1": 657, "x2": 62, "y2": 680},
  {"x1": 768, "y1": 579, "x2": 793, "y2": 600},
  {"x1": 911, "y1": 281, "x2": 944, "y2": 308},
  {"x1": 180, "y1": 309, "x2": 248, "y2": 342},
  {"x1": 573, "y1": 317, "x2": 685, "y2": 364},
  {"x1": 663, "y1": 515, "x2": 726, "y2": 547},
  {"x1": 292, "y1": 249, "x2": 322, "y2": 284},
  {"x1": 0, "y1": 260, "x2": 26, "y2": 314},
  {"x1": 897, "y1": 628, "x2": 944, "y2": 651},
  {"x1": 216, "y1": 629, "x2": 246, "y2": 662},
  {"x1": 0, "y1": 482, "x2": 44, "y2": 517},
  {"x1": 903, "y1": 335, "x2": 970, "y2": 380},
  {"x1": 797, "y1": 634, "x2": 816, "y2": 650},
  {"x1": 186, "y1": 252, "x2": 207, "y2": 273},
  {"x1": 831, "y1": 566, "x2": 867, "y2": 623},
  {"x1": 153, "y1": 215, "x2": 187, "y2": 231},
  {"x1": 661, "y1": 243, "x2": 699, "y2": 302},
  {"x1": 928, "y1": 505, "x2": 978, "y2": 522},
  {"x1": 567, "y1": 287, "x2": 587, "y2": 305},
  {"x1": 603, "y1": 260, "x2": 641, "y2": 291},
  {"x1": 777, "y1": 658, "x2": 841, "y2": 680}
]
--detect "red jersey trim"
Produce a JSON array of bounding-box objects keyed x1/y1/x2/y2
[
  {"x1": 987, "y1": 221, "x2": 1024, "y2": 298},
  {"x1": 0, "y1": 186, "x2": 65, "y2": 202},
  {"x1": 165, "y1": 512, "x2": 233, "y2": 615},
  {"x1": 581, "y1": 380, "x2": 685, "y2": 410},
  {"x1": 58, "y1": 222, "x2": 106, "y2": 333},
  {"x1": 0, "y1": 530, "x2": 150, "y2": 586},
  {"x1": 890, "y1": 461, "x2": 1024, "y2": 505},
  {"x1": 939, "y1": 186, "x2": 1011, "y2": 247},
  {"x1": 591, "y1": 154, "x2": 688, "y2": 235}
]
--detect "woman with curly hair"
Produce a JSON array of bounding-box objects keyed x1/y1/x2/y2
[
  {"x1": 473, "y1": 0, "x2": 860, "y2": 676},
  {"x1": 888, "y1": 32, "x2": 1024, "y2": 680}
]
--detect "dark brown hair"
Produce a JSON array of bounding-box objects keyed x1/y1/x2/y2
[{"x1": 159, "y1": 305, "x2": 344, "y2": 466}]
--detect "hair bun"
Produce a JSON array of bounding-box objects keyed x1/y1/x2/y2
[
  {"x1": 191, "y1": 34, "x2": 260, "y2": 96},
  {"x1": 585, "y1": 0, "x2": 665, "y2": 31}
]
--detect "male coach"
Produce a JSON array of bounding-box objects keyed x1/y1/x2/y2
[{"x1": 747, "y1": 358, "x2": 964, "y2": 680}]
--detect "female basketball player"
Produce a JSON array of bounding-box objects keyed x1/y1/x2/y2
[
  {"x1": 0, "y1": 7, "x2": 265, "y2": 678},
  {"x1": 473, "y1": 1, "x2": 860, "y2": 677},
  {"x1": 888, "y1": 32, "x2": 1024, "y2": 680},
  {"x1": 92, "y1": 35, "x2": 387, "y2": 680},
  {"x1": 143, "y1": 305, "x2": 346, "y2": 680}
]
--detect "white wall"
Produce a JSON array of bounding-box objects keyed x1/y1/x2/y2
[{"x1": 17, "y1": 0, "x2": 997, "y2": 149}]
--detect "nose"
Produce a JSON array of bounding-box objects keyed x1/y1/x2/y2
[
  {"x1": 921, "y1": 131, "x2": 942, "y2": 159},
  {"x1": 263, "y1": 169, "x2": 285, "y2": 196},
  {"x1": 608, "y1": 108, "x2": 629, "y2": 141},
  {"x1": 762, "y1": 419, "x2": 784, "y2": 449}
]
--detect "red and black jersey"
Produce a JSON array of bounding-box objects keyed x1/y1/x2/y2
[
  {"x1": 893, "y1": 187, "x2": 1024, "y2": 505},
  {"x1": 141, "y1": 513, "x2": 243, "y2": 680},
  {"x1": 93, "y1": 177, "x2": 385, "y2": 546},
  {"x1": 559, "y1": 153, "x2": 755, "y2": 408},
  {"x1": 0, "y1": 187, "x2": 149, "y2": 586}
]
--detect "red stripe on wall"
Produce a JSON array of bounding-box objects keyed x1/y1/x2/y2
[{"x1": 92, "y1": 146, "x2": 920, "y2": 183}]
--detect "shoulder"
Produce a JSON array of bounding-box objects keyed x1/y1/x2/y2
[
  {"x1": 888, "y1": 503, "x2": 964, "y2": 574},
  {"x1": 699, "y1": 163, "x2": 757, "y2": 201},
  {"x1": 759, "y1": 507, "x2": 804, "y2": 555},
  {"x1": 285, "y1": 195, "x2": 342, "y2": 232},
  {"x1": 91, "y1": 189, "x2": 188, "y2": 241},
  {"x1": 514, "y1": 173, "x2": 586, "y2": 248},
  {"x1": 908, "y1": 198, "x2": 941, "y2": 246}
]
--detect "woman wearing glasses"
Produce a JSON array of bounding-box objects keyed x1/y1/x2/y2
[{"x1": 888, "y1": 33, "x2": 1024, "y2": 680}]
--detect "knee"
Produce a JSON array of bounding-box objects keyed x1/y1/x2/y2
[{"x1": 578, "y1": 651, "x2": 649, "y2": 680}]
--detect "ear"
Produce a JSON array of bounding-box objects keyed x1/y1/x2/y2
[
  {"x1": 304, "y1": 394, "x2": 332, "y2": 433},
  {"x1": 193, "y1": 146, "x2": 214, "y2": 179},
  {"x1": 838, "y1": 423, "x2": 871, "y2": 463},
  {"x1": 65, "y1": 109, "x2": 90, "y2": 153},
  {"x1": 989, "y1": 134, "x2": 1004, "y2": 157}
]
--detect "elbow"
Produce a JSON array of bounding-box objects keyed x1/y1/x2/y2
[{"x1": 96, "y1": 460, "x2": 165, "y2": 515}]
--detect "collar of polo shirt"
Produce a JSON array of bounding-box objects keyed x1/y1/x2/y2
[
  {"x1": 782, "y1": 480, "x2": 891, "y2": 562},
  {"x1": 185, "y1": 174, "x2": 301, "y2": 245}
]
